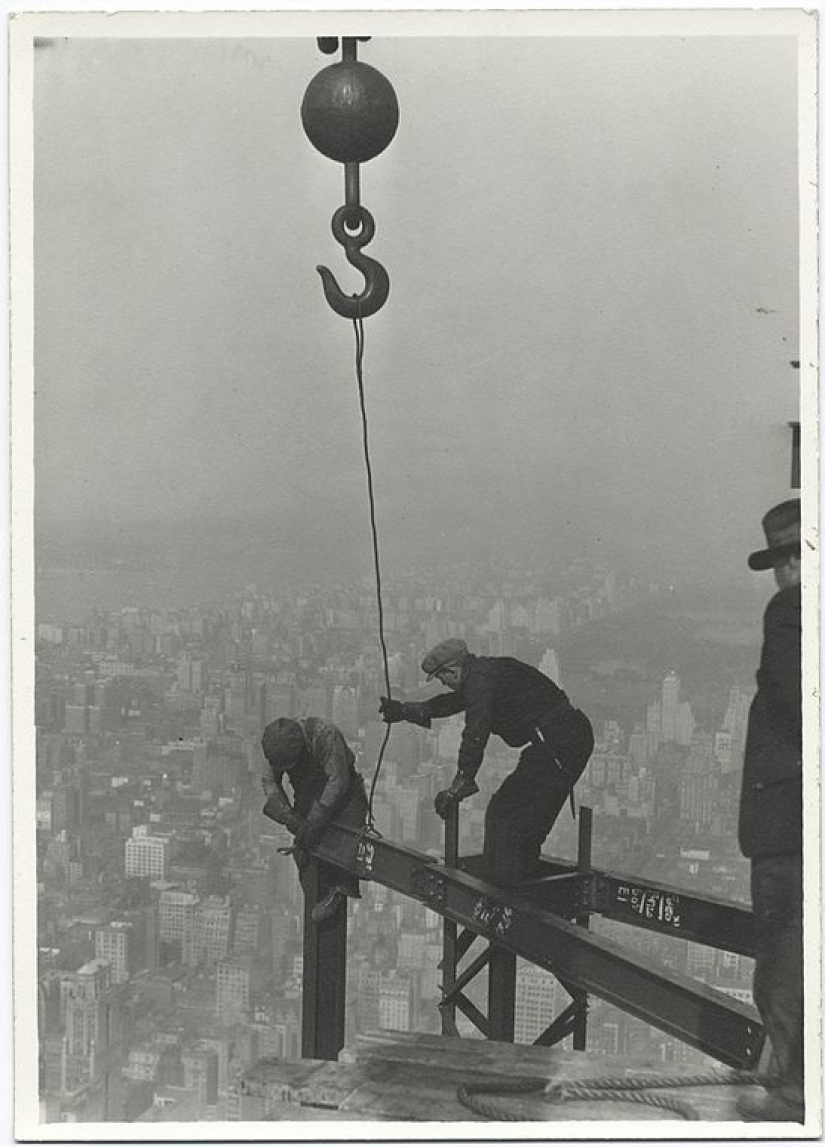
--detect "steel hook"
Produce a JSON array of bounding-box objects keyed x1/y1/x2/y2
[{"x1": 316, "y1": 204, "x2": 390, "y2": 319}]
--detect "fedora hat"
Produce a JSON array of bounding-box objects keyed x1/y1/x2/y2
[{"x1": 748, "y1": 498, "x2": 801, "y2": 570}]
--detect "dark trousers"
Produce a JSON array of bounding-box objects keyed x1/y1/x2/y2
[
  {"x1": 295, "y1": 854, "x2": 360, "y2": 899},
  {"x1": 751, "y1": 853, "x2": 804, "y2": 1112},
  {"x1": 483, "y1": 710, "x2": 593, "y2": 883}
]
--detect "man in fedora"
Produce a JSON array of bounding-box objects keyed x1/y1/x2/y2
[
  {"x1": 380, "y1": 638, "x2": 593, "y2": 883},
  {"x1": 260, "y1": 716, "x2": 368, "y2": 924},
  {"x1": 736, "y1": 498, "x2": 804, "y2": 1123}
]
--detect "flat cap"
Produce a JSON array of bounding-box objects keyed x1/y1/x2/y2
[
  {"x1": 421, "y1": 637, "x2": 469, "y2": 681},
  {"x1": 261, "y1": 718, "x2": 306, "y2": 771}
]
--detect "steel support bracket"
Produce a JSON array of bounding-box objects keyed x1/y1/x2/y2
[
  {"x1": 581, "y1": 873, "x2": 611, "y2": 913},
  {"x1": 411, "y1": 865, "x2": 447, "y2": 908}
]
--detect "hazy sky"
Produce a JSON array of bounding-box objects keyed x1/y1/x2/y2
[{"x1": 33, "y1": 20, "x2": 804, "y2": 579}]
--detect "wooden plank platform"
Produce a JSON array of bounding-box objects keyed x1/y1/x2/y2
[{"x1": 241, "y1": 1030, "x2": 767, "y2": 1123}]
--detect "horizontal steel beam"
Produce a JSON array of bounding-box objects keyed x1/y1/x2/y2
[
  {"x1": 462, "y1": 850, "x2": 755, "y2": 956},
  {"x1": 314, "y1": 825, "x2": 763, "y2": 1068},
  {"x1": 522, "y1": 855, "x2": 756, "y2": 957},
  {"x1": 586, "y1": 868, "x2": 755, "y2": 957}
]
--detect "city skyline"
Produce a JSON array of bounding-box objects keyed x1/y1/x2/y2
[{"x1": 30, "y1": 558, "x2": 769, "y2": 1125}]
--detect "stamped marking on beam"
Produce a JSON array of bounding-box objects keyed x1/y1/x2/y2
[
  {"x1": 356, "y1": 837, "x2": 375, "y2": 877},
  {"x1": 472, "y1": 898, "x2": 513, "y2": 938},
  {"x1": 616, "y1": 884, "x2": 683, "y2": 928}
]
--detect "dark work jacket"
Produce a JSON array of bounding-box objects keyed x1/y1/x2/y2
[
  {"x1": 739, "y1": 585, "x2": 802, "y2": 859},
  {"x1": 418, "y1": 655, "x2": 575, "y2": 779},
  {"x1": 263, "y1": 717, "x2": 365, "y2": 831}
]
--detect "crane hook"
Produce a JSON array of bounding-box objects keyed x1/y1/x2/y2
[{"x1": 316, "y1": 204, "x2": 390, "y2": 320}]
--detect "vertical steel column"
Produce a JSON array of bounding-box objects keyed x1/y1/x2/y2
[
  {"x1": 301, "y1": 860, "x2": 348, "y2": 1060},
  {"x1": 572, "y1": 805, "x2": 593, "y2": 1050},
  {"x1": 487, "y1": 947, "x2": 517, "y2": 1042},
  {"x1": 487, "y1": 819, "x2": 518, "y2": 1042},
  {"x1": 440, "y1": 806, "x2": 459, "y2": 1036}
]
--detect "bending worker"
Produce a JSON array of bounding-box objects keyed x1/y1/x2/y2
[
  {"x1": 380, "y1": 639, "x2": 593, "y2": 883},
  {"x1": 260, "y1": 716, "x2": 368, "y2": 924}
]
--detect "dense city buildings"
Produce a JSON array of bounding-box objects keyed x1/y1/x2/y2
[{"x1": 34, "y1": 556, "x2": 760, "y2": 1122}]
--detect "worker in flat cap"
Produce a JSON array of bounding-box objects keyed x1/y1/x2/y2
[
  {"x1": 260, "y1": 716, "x2": 368, "y2": 924},
  {"x1": 380, "y1": 638, "x2": 593, "y2": 883},
  {"x1": 736, "y1": 499, "x2": 804, "y2": 1123}
]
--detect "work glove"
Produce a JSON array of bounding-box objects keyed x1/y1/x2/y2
[
  {"x1": 434, "y1": 772, "x2": 479, "y2": 820},
  {"x1": 261, "y1": 778, "x2": 302, "y2": 834},
  {"x1": 380, "y1": 697, "x2": 432, "y2": 729},
  {"x1": 379, "y1": 697, "x2": 406, "y2": 723},
  {"x1": 296, "y1": 801, "x2": 334, "y2": 851}
]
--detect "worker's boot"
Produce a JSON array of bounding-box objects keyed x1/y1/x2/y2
[
  {"x1": 311, "y1": 883, "x2": 359, "y2": 924},
  {"x1": 736, "y1": 1089, "x2": 804, "y2": 1123}
]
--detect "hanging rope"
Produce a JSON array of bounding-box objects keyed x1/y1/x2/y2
[
  {"x1": 456, "y1": 1068, "x2": 779, "y2": 1122},
  {"x1": 352, "y1": 312, "x2": 392, "y2": 832}
]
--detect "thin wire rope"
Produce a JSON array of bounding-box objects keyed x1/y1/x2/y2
[{"x1": 352, "y1": 312, "x2": 391, "y2": 831}]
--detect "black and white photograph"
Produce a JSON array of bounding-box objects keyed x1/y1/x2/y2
[{"x1": 10, "y1": 7, "x2": 819, "y2": 1140}]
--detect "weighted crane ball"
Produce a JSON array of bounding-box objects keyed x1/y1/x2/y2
[{"x1": 301, "y1": 61, "x2": 399, "y2": 164}]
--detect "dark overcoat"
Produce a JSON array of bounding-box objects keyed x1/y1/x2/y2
[{"x1": 738, "y1": 585, "x2": 802, "y2": 859}]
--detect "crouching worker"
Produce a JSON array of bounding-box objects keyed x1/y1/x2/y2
[
  {"x1": 260, "y1": 717, "x2": 368, "y2": 924},
  {"x1": 380, "y1": 638, "x2": 593, "y2": 884}
]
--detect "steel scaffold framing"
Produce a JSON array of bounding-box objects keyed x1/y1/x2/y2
[{"x1": 303, "y1": 819, "x2": 764, "y2": 1068}]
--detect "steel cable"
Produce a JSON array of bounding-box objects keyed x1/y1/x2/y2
[
  {"x1": 456, "y1": 1069, "x2": 778, "y2": 1123},
  {"x1": 352, "y1": 312, "x2": 391, "y2": 832}
]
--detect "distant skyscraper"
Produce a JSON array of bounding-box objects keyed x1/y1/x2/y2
[
  {"x1": 185, "y1": 896, "x2": 233, "y2": 967},
  {"x1": 378, "y1": 971, "x2": 415, "y2": 1032},
  {"x1": 158, "y1": 889, "x2": 199, "y2": 954},
  {"x1": 233, "y1": 904, "x2": 261, "y2": 958},
  {"x1": 714, "y1": 731, "x2": 734, "y2": 773},
  {"x1": 50, "y1": 781, "x2": 81, "y2": 833},
  {"x1": 628, "y1": 727, "x2": 648, "y2": 767},
  {"x1": 181, "y1": 1044, "x2": 219, "y2": 1108},
  {"x1": 269, "y1": 909, "x2": 296, "y2": 974},
  {"x1": 722, "y1": 684, "x2": 753, "y2": 750},
  {"x1": 59, "y1": 959, "x2": 126, "y2": 1113},
  {"x1": 94, "y1": 923, "x2": 133, "y2": 984},
  {"x1": 660, "y1": 672, "x2": 681, "y2": 741},
  {"x1": 62, "y1": 958, "x2": 111, "y2": 1005},
  {"x1": 125, "y1": 828, "x2": 170, "y2": 878},
  {"x1": 357, "y1": 968, "x2": 381, "y2": 1031},
  {"x1": 515, "y1": 963, "x2": 559, "y2": 1045},
  {"x1": 656, "y1": 672, "x2": 695, "y2": 746},
  {"x1": 678, "y1": 770, "x2": 719, "y2": 827},
  {"x1": 216, "y1": 957, "x2": 253, "y2": 1022}
]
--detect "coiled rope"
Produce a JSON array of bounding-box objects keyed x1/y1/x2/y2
[
  {"x1": 456, "y1": 1068, "x2": 778, "y2": 1122},
  {"x1": 352, "y1": 312, "x2": 391, "y2": 832}
]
